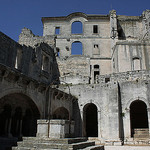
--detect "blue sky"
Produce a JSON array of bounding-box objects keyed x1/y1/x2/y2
[{"x1": 0, "y1": 0, "x2": 150, "y2": 42}]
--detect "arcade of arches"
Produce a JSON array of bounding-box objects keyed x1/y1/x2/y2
[{"x1": 0, "y1": 93, "x2": 40, "y2": 138}]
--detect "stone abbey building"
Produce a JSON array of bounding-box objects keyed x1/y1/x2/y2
[{"x1": 0, "y1": 10, "x2": 150, "y2": 149}]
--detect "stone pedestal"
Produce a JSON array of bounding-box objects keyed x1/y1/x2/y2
[
  {"x1": 36, "y1": 119, "x2": 49, "y2": 138},
  {"x1": 36, "y1": 119, "x2": 74, "y2": 138},
  {"x1": 49, "y1": 119, "x2": 74, "y2": 138}
]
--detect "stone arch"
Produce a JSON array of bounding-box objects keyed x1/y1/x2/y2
[
  {"x1": 52, "y1": 107, "x2": 69, "y2": 120},
  {"x1": 0, "y1": 88, "x2": 42, "y2": 115},
  {"x1": 125, "y1": 97, "x2": 150, "y2": 110},
  {"x1": 69, "y1": 17, "x2": 87, "y2": 35},
  {"x1": 0, "y1": 93, "x2": 40, "y2": 138},
  {"x1": 130, "y1": 100, "x2": 149, "y2": 137},
  {"x1": 83, "y1": 103, "x2": 98, "y2": 137}
]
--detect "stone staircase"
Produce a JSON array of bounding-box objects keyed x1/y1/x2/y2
[
  {"x1": 134, "y1": 128, "x2": 149, "y2": 139},
  {"x1": 12, "y1": 137, "x2": 104, "y2": 150}
]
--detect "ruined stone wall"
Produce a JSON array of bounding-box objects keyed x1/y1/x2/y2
[
  {"x1": 0, "y1": 31, "x2": 55, "y2": 84},
  {"x1": 112, "y1": 41, "x2": 150, "y2": 73},
  {"x1": 19, "y1": 28, "x2": 55, "y2": 48},
  {"x1": 117, "y1": 16, "x2": 142, "y2": 40}
]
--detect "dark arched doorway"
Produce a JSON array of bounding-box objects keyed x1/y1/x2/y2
[
  {"x1": 84, "y1": 103, "x2": 98, "y2": 137},
  {"x1": 130, "y1": 100, "x2": 149, "y2": 137},
  {"x1": 0, "y1": 93, "x2": 40, "y2": 138}
]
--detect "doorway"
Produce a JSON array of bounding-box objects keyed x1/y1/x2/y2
[
  {"x1": 130, "y1": 100, "x2": 149, "y2": 137},
  {"x1": 84, "y1": 103, "x2": 98, "y2": 137}
]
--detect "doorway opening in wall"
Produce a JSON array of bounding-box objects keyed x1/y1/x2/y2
[
  {"x1": 130, "y1": 100, "x2": 149, "y2": 138},
  {"x1": 84, "y1": 103, "x2": 98, "y2": 137}
]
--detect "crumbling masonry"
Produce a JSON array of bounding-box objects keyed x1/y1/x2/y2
[{"x1": 0, "y1": 10, "x2": 150, "y2": 149}]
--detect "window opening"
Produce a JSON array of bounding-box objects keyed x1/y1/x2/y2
[
  {"x1": 56, "y1": 48, "x2": 60, "y2": 56},
  {"x1": 93, "y1": 44, "x2": 100, "y2": 55},
  {"x1": 94, "y1": 71, "x2": 99, "y2": 83},
  {"x1": 105, "y1": 77, "x2": 110, "y2": 83},
  {"x1": 42, "y1": 55, "x2": 49, "y2": 72},
  {"x1": 71, "y1": 41, "x2": 82, "y2": 55},
  {"x1": 93, "y1": 25, "x2": 98, "y2": 33},
  {"x1": 55, "y1": 27, "x2": 60, "y2": 35},
  {"x1": 94, "y1": 65, "x2": 99, "y2": 69},
  {"x1": 133, "y1": 57, "x2": 140, "y2": 70},
  {"x1": 72, "y1": 21, "x2": 83, "y2": 34},
  {"x1": 15, "y1": 48, "x2": 22, "y2": 69}
]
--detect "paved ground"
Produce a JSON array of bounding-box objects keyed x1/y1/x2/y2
[{"x1": 104, "y1": 146, "x2": 150, "y2": 150}]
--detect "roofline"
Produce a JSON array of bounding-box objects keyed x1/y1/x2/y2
[{"x1": 41, "y1": 12, "x2": 109, "y2": 23}]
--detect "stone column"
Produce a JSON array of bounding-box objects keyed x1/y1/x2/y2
[
  {"x1": 98, "y1": 110, "x2": 102, "y2": 139},
  {"x1": 81, "y1": 110, "x2": 85, "y2": 137},
  {"x1": 147, "y1": 108, "x2": 150, "y2": 135},
  {"x1": 123, "y1": 108, "x2": 131, "y2": 140},
  {"x1": 7, "y1": 117, "x2": 12, "y2": 137}
]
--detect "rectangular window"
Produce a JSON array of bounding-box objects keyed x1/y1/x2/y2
[
  {"x1": 93, "y1": 25, "x2": 98, "y2": 33},
  {"x1": 55, "y1": 27, "x2": 60, "y2": 34}
]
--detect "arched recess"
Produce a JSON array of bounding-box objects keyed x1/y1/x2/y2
[
  {"x1": 71, "y1": 21, "x2": 83, "y2": 34},
  {"x1": 52, "y1": 107, "x2": 69, "y2": 120},
  {"x1": 71, "y1": 41, "x2": 82, "y2": 55},
  {"x1": 130, "y1": 100, "x2": 149, "y2": 137},
  {"x1": 0, "y1": 93, "x2": 40, "y2": 138},
  {"x1": 83, "y1": 103, "x2": 98, "y2": 137}
]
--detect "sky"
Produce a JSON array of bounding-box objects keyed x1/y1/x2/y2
[{"x1": 0, "y1": 0, "x2": 150, "y2": 42}]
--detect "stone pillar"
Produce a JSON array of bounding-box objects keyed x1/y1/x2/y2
[
  {"x1": 147, "y1": 108, "x2": 150, "y2": 135},
  {"x1": 36, "y1": 119, "x2": 49, "y2": 138},
  {"x1": 98, "y1": 110, "x2": 102, "y2": 139},
  {"x1": 123, "y1": 108, "x2": 131, "y2": 140},
  {"x1": 81, "y1": 110, "x2": 85, "y2": 137},
  {"x1": 7, "y1": 117, "x2": 12, "y2": 137}
]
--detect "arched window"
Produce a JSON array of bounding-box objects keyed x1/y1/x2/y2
[
  {"x1": 71, "y1": 21, "x2": 83, "y2": 34},
  {"x1": 71, "y1": 41, "x2": 82, "y2": 55},
  {"x1": 133, "y1": 57, "x2": 140, "y2": 70}
]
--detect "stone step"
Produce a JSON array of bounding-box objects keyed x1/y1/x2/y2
[
  {"x1": 82, "y1": 145, "x2": 104, "y2": 150},
  {"x1": 17, "y1": 142, "x2": 69, "y2": 149},
  {"x1": 22, "y1": 137, "x2": 88, "y2": 144},
  {"x1": 134, "y1": 134, "x2": 149, "y2": 138},
  {"x1": 14, "y1": 140, "x2": 95, "y2": 150},
  {"x1": 69, "y1": 141, "x2": 95, "y2": 150}
]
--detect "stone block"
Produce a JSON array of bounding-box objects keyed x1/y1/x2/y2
[{"x1": 36, "y1": 119, "x2": 49, "y2": 138}]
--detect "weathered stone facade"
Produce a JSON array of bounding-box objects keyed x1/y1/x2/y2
[{"x1": 1, "y1": 9, "x2": 150, "y2": 149}]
